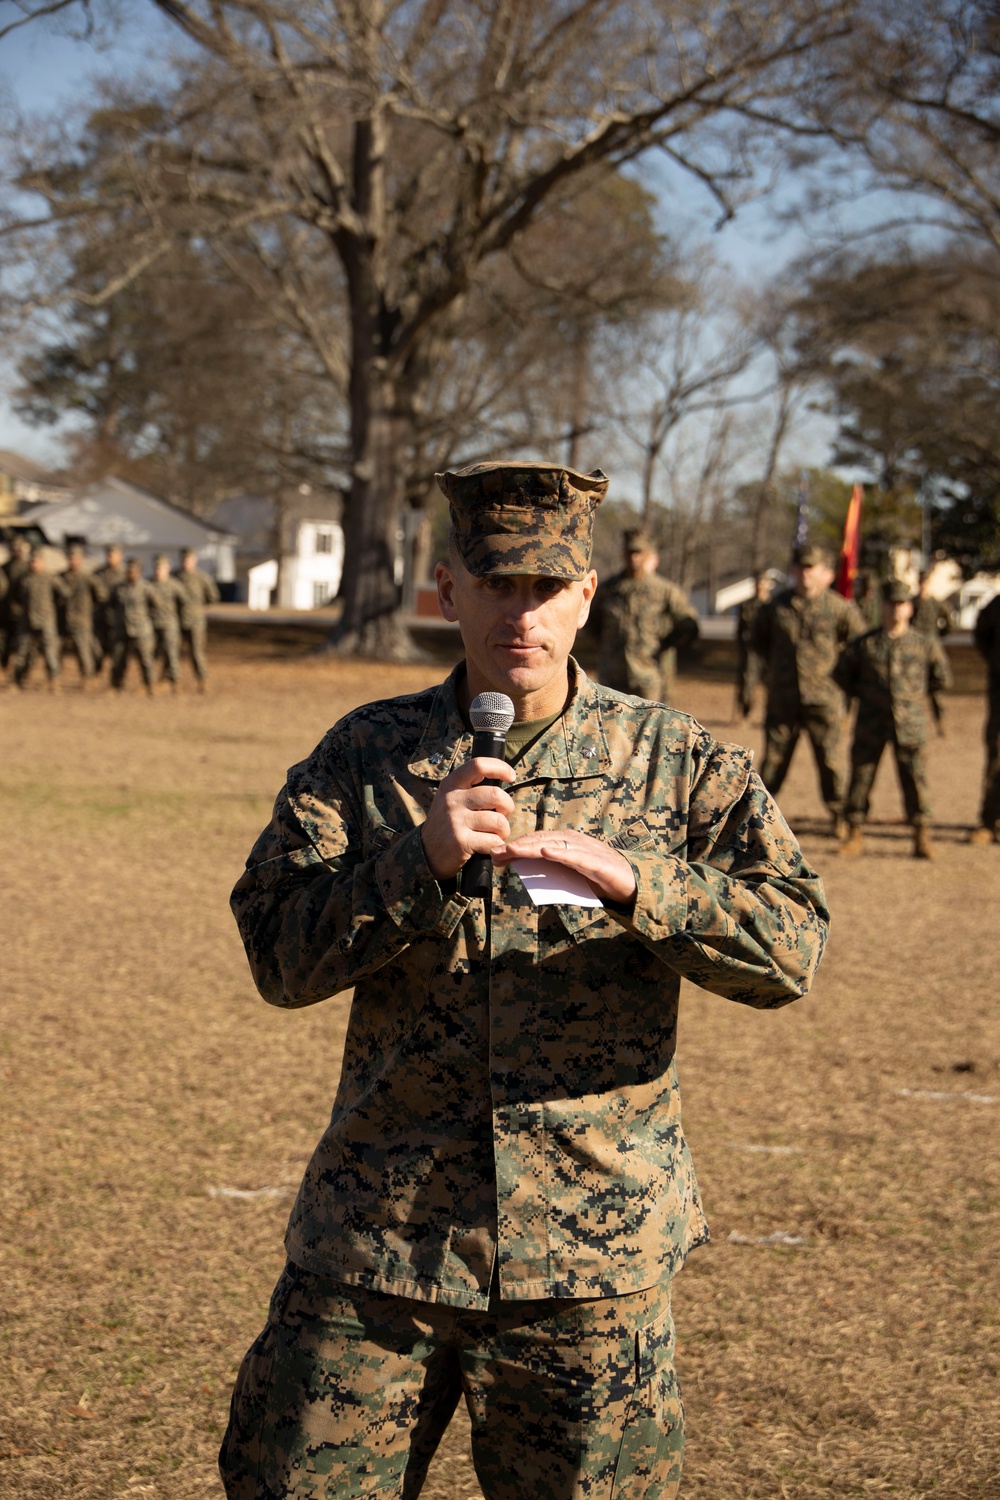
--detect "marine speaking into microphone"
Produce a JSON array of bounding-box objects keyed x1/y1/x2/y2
[
  {"x1": 222, "y1": 458, "x2": 829, "y2": 1500},
  {"x1": 460, "y1": 690, "x2": 515, "y2": 896}
]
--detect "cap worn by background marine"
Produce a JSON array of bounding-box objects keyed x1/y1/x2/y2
[
  {"x1": 435, "y1": 460, "x2": 609, "y2": 579},
  {"x1": 623, "y1": 527, "x2": 654, "y2": 553},
  {"x1": 794, "y1": 544, "x2": 834, "y2": 569},
  {"x1": 882, "y1": 578, "x2": 913, "y2": 604}
]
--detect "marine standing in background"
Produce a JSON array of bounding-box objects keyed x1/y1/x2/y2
[
  {"x1": 753, "y1": 544, "x2": 865, "y2": 835},
  {"x1": 92, "y1": 544, "x2": 126, "y2": 671},
  {"x1": 110, "y1": 557, "x2": 157, "y2": 695},
  {"x1": 57, "y1": 545, "x2": 101, "y2": 685},
  {"x1": 969, "y1": 590, "x2": 1000, "y2": 845},
  {"x1": 853, "y1": 570, "x2": 882, "y2": 631},
  {"x1": 735, "y1": 572, "x2": 773, "y2": 719},
  {"x1": 591, "y1": 527, "x2": 699, "y2": 704},
  {"x1": 834, "y1": 579, "x2": 951, "y2": 860},
  {"x1": 1, "y1": 534, "x2": 33, "y2": 671},
  {"x1": 11, "y1": 550, "x2": 62, "y2": 689},
  {"x1": 910, "y1": 571, "x2": 955, "y2": 640},
  {"x1": 173, "y1": 546, "x2": 220, "y2": 690},
  {"x1": 148, "y1": 554, "x2": 187, "y2": 691}
]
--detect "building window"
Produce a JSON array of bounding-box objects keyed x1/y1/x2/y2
[
  {"x1": 315, "y1": 529, "x2": 334, "y2": 554},
  {"x1": 313, "y1": 582, "x2": 331, "y2": 608}
]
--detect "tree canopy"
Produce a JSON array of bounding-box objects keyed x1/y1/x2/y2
[{"x1": 2, "y1": 0, "x2": 870, "y2": 651}]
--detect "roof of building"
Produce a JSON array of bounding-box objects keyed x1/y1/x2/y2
[
  {"x1": 0, "y1": 448, "x2": 65, "y2": 484},
  {"x1": 208, "y1": 489, "x2": 343, "y2": 555},
  {"x1": 22, "y1": 476, "x2": 238, "y2": 549}
]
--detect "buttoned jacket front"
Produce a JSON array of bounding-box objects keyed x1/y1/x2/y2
[
  {"x1": 755, "y1": 588, "x2": 864, "y2": 712},
  {"x1": 232, "y1": 663, "x2": 828, "y2": 1310},
  {"x1": 833, "y1": 627, "x2": 951, "y2": 746}
]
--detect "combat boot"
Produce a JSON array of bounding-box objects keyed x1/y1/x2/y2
[
  {"x1": 968, "y1": 824, "x2": 997, "y2": 845},
  {"x1": 833, "y1": 815, "x2": 849, "y2": 843},
  {"x1": 913, "y1": 826, "x2": 934, "y2": 860},
  {"x1": 838, "y1": 825, "x2": 864, "y2": 858}
]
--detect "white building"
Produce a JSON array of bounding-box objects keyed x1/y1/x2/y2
[
  {"x1": 209, "y1": 490, "x2": 344, "y2": 609},
  {"x1": 956, "y1": 573, "x2": 1000, "y2": 630},
  {"x1": 22, "y1": 477, "x2": 237, "y2": 584}
]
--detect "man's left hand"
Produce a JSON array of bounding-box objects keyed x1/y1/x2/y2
[{"x1": 492, "y1": 831, "x2": 637, "y2": 905}]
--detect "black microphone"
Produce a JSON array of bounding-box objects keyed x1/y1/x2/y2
[{"x1": 460, "y1": 690, "x2": 516, "y2": 897}]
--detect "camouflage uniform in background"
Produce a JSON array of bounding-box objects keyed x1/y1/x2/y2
[
  {"x1": 735, "y1": 588, "x2": 771, "y2": 718},
  {"x1": 853, "y1": 574, "x2": 882, "y2": 631},
  {"x1": 92, "y1": 554, "x2": 126, "y2": 669},
  {"x1": 56, "y1": 560, "x2": 103, "y2": 680},
  {"x1": 911, "y1": 592, "x2": 955, "y2": 639},
  {"x1": 173, "y1": 556, "x2": 220, "y2": 684},
  {"x1": 222, "y1": 651, "x2": 828, "y2": 1499},
  {"x1": 1, "y1": 540, "x2": 32, "y2": 670},
  {"x1": 110, "y1": 572, "x2": 157, "y2": 691},
  {"x1": 834, "y1": 621, "x2": 951, "y2": 831},
  {"x1": 0, "y1": 565, "x2": 8, "y2": 672},
  {"x1": 592, "y1": 570, "x2": 699, "y2": 704},
  {"x1": 11, "y1": 562, "x2": 62, "y2": 686},
  {"x1": 753, "y1": 584, "x2": 865, "y2": 818},
  {"x1": 972, "y1": 593, "x2": 1000, "y2": 838},
  {"x1": 147, "y1": 565, "x2": 187, "y2": 684}
]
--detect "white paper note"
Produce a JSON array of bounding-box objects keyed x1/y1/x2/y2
[{"x1": 510, "y1": 857, "x2": 604, "y2": 908}]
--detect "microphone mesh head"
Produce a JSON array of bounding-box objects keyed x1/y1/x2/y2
[{"x1": 469, "y1": 691, "x2": 516, "y2": 732}]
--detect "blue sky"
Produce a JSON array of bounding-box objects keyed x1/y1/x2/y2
[{"x1": 0, "y1": 7, "x2": 181, "y2": 460}]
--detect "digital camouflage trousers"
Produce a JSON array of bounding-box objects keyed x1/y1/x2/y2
[
  {"x1": 219, "y1": 1261, "x2": 684, "y2": 1500},
  {"x1": 844, "y1": 731, "x2": 930, "y2": 826},
  {"x1": 760, "y1": 702, "x2": 845, "y2": 813}
]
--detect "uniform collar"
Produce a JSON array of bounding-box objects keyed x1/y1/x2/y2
[{"x1": 407, "y1": 658, "x2": 611, "y2": 783}]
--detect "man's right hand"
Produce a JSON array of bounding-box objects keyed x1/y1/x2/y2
[{"x1": 420, "y1": 757, "x2": 516, "y2": 881}]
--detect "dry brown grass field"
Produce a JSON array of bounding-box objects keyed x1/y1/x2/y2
[{"x1": 2, "y1": 626, "x2": 998, "y2": 1500}]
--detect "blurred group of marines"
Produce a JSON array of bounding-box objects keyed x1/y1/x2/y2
[
  {"x1": 598, "y1": 529, "x2": 999, "y2": 859},
  {"x1": 741, "y1": 545, "x2": 1000, "y2": 856},
  {"x1": 4, "y1": 520, "x2": 998, "y2": 852},
  {"x1": 0, "y1": 538, "x2": 220, "y2": 694}
]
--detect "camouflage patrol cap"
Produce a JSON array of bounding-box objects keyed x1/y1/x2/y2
[
  {"x1": 623, "y1": 527, "x2": 655, "y2": 552},
  {"x1": 882, "y1": 578, "x2": 912, "y2": 604},
  {"x1": 794, "y1": 544, "x2": 833, "y2": 569},
  {"x1": 435, "y1": 460, "x2": 609, "y2": 579}
]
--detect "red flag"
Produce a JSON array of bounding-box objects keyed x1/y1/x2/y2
[{"x1": 835, "y1": 483, "x2": 863, "y2": 599}]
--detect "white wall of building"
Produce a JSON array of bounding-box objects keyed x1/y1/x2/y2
[{"x1": 247, "y1": 520, "x2": 345, "y2": 610}]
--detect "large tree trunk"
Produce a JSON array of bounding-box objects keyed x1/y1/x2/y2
[
  {"x1": 331, "y1": 369, "x2": 417, "y2": 658},
  {"x1": 326, "y1": 113, "x2": 425, "y2": 662}
]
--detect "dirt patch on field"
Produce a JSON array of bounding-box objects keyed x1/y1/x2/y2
[{"x1": 1, "y1": 638, "x2": 998, "y2": 1499}]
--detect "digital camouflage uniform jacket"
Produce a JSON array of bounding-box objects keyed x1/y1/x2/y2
[
  {"x1": 57, "y1": 568, "x2": 106, "y2": 631},
  {"x1": 754, "y1": 587, "x2": 865, "y2": 715},
  {"x1": 172, "y1": 565, "x2": 220, "y2": 626},
  {"x1": 833, "y1": 628, "x2": 952, "y2": 746},
  {"x1": 147, "y1": 575, "x2": 186, "y2": 636},
  {"x1": 112, "y1": 578, "x2": 156, "y2": 641},
  {"x1": 14, "y1": 570, "x2": 60, "y2": 631},
  {"x1": 232, "y1": 663, "x2": 829, "y2": 1312},
  {"x1": 592, "y1": 572, "x2": 699, "y2": 699}
]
